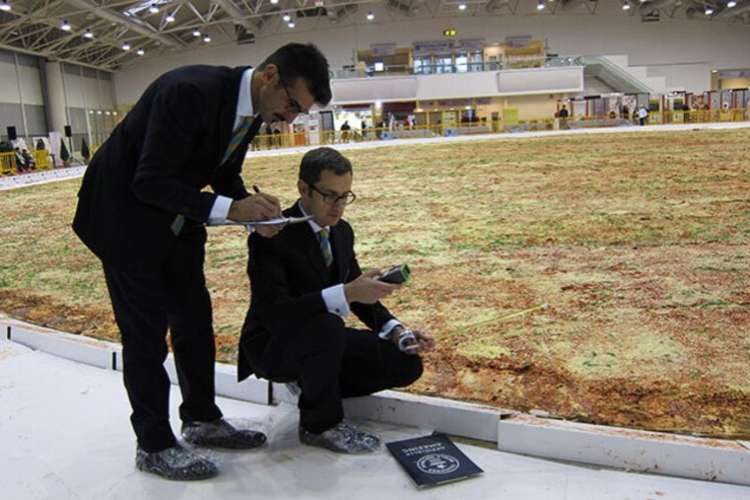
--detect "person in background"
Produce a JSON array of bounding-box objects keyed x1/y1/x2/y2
[
  {"x1": 21, "y1": 149, "x2": 35, "y2": 170},
  {"x1": 638, "y1": 106, "x2": 649, "y2": 126},
  {"x1": 340, "y1": 120, "x2": 351, "y2": 143}
]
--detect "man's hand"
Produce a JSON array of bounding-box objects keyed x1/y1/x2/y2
[
  {"x1": 391, "y1": 325, "x2": 435, "y2": 355},
  {"x1": 344, "y1": 269, "x2": 401, "y2": 304},
  {"x1": 228, "y1": 193, "x2": 281, "y2": 222},
  {"x1": 255, "y1": 223, "x2": 284, "y2": 239}
]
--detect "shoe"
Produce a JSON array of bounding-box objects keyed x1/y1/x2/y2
[
  {"x1": 182, "y1": 418, "x2": 267, "y2": 449},
  {"x1": 135, "y1": 443, "x2": 218, "y2": 481},
  {"x1": 299, "y1": 421, "x2": 381, "y2": 454}
]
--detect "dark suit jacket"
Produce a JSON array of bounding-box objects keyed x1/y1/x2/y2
[
  {"x1": 238, "y1": 203, "x2": 395, "y2": 381},
  {"x1": 72, "y1": 65, "x2": 257, "y2": 272}
]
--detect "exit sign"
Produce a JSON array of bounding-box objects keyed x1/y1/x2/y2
[{"x1": 443, "y1": 28, "x2": 457, "y2": 37}]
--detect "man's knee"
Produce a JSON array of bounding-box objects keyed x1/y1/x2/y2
[
  {"x1": 391, "y1": 354, "x2": 423, "y2": 388},
  {"x1": 304, "y1": 313, "x2": 346, "y2": 351}
]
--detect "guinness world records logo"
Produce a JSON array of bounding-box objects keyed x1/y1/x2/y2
[{"x1": 416, "y1": 454, "x2": 460, "y2": 475}]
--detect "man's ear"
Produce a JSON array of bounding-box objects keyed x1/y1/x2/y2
[
  {"x1": 297, "y1": 179, "x2": 307, "y2": 198},
  {"x1": 262, "y1": 64, "x2": 280, "y2": 85}
]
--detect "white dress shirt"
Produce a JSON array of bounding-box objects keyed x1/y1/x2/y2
[
  {"x1": 297, "y1": 201, "x2": 402, "y2": 340},
  {"x1": 208, "y1": 68, "x2": 256, "y2": 224}
]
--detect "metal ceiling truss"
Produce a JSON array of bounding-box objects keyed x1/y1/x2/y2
[{"x1": 0, "y1": 0, "x2": 748, "y2": 71}]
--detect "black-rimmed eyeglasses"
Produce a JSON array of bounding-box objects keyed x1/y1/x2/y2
[
  {"x1": 307, "y1": 182, "x2": 356, "y2": 205},
  {"x1": 282, "y1": 84, "x2": 308, "y2": 115}
]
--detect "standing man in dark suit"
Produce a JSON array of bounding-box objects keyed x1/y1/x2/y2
[
  {"x1": 239, "y1": 147, "x2": 434, "y2": 453},
  {"x1": 72, "y1": 43, "x2": 332, "y2": 480}
]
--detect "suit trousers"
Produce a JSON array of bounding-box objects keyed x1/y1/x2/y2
[
  {"x1": 103, "y1": 228, "x2": 222, "y2": 452},
  {"x1": 248, "y1": 313, "x2": 424, "y2": 434}
]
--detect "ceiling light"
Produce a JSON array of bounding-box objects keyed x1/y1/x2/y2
[
  {"x1": 288, "y1": 21, "x2": 295, "y2": 28},
  {"x1": 122, "y1": 42, "x2": 130, "y2": 50},
  {"x1": 203, "y1": 35, "x2": 211, "y2": 42},
  {"x1": 149, "y1": 5, "x2": 158, "y2": 13},
  {"x1": 270, "y1": 0, "x2": 279, "y2": 3},
  {"x1": 113, "y1": 111, "x2": 118, "y2": 116},
  {"x1": 192, "y1": 29, "x2": 201, "y2": 37},
  {"x1": 0, "y1": 0, "x2": 11, "y2": 12},
  {"x1": 536, "y1": 0, "x2": 545, "y2": 10},
  {"x1": 105, "y1": 111, "x2": 111, "y2": 115},
  {"x1": 137, "y1": 48, "x2": 145, "y2": 56},
  {"x1": 705, "y1": 6, "x2": 714, "y2": 14},
  {"x1": 622, "y1": 0, "x2": 631, "y2": 9},
  {"x1": 282, "y1": 13, "x2": 291, "y2": 21},
  {"x1": 366, "y1": 11, "x2": 374, "y2": 20},
  {"x1": 84, "y1": 29, "x2": 94, "y2": 38},
  {"x1": 727, "y1": 0, "x2": 736, "y2": 6},
  {"x1": 97, "y1": 110, "x2": 103, "y2": 115},
  {"x1": 165, "y1": 13, "x2": 175, "y2": 22},
  {"x1": 61, "y1": 20, "x2": 72, "y2": 31},
  {"x1": 458, "y1": 3, "x2": 467, "y2": 10}
]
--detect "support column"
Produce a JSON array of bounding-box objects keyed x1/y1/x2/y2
[{"x1": 42, "y1": 60, "x2": 67, "y2": 135}]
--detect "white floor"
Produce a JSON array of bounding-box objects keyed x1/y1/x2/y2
[{"x1": 1, "y1": 339, "x2": 749, "y2": 500}]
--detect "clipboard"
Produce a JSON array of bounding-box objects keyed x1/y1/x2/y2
[{"x1": 207, "y1": 214, "x2": 313, "y2": 229}]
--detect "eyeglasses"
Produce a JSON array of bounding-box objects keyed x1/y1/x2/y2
[
  {"x1": 307, "y1": 182, "x2": 356, "y2": 205},
  {"x1": 281, "y1": 83, "x2": 308, "y2": 115}
]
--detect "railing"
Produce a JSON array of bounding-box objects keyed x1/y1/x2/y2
[
  {"x1": 1, "y1": 109, "x2": 747, "y2": 177},
  {"x1": 332, "y1": 56, "x2": 584, "y2": 79},
  {"x1": 247, "y1": 108, "x2": 750, "y2": 152},
  {"x1": 581, "y1": 55, "x2": 654, "y2": 94},
  {"x1": 0, "y1": 149, "x2": 55, "y2": 176},
  {"x1": 0, "y1": 152, "x2": 16, "y2": 176}
]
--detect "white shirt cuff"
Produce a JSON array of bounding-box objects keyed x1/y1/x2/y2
[
  {"x1": 378, "y1": 319, "x2": 402, "y2": 340},
  {"x1": 322, "y1": 284, "x2": 351, "y2": 317},
  {"x1": 208, "y1": 195, "x2": 233, "y2": 224}
]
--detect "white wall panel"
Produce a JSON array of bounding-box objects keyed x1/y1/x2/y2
[
  {"x1": 84, "y1": 77, "x2": 101, "y2": 108},
  {"x1": 417, "y1": 72, "x2": 498, "y2": 100},
  {"x1": 496, "y1": 67, "x2": 583, "y2": 95},
  {"x1": 0, "y1": 62, "x2": 20, "y2": 103},
  {"x1": 18, "y1": 66, "x2": 44, "y2": 105},
  {"x1": 333, "y1": 76, "x2": 417, "y2": 103},
  {"x1": 64, "y1": 73, "x2": 85, "y2": 108},
  {"x1": 648, "y1": 63, "x2": 712, "y2": 93},
  {"x1": 332, "y1": 68, "x2": 583, "y2": 103},
  {"x1": 99, "y1": 79, "x2": 116, "y2": 108}
]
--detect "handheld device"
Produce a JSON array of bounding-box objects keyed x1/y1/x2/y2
[{"x1": 379, "y1": 264, "x2": 411, "y2": 284}]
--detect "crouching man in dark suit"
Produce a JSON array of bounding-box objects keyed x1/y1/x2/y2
[{"x1": 238, "y1": 147, "x2": 434, "y2": 453}]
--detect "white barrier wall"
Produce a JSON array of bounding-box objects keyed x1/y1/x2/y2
[{"x1": 332, "y1": 66, "x2": 584, "y2": 104}]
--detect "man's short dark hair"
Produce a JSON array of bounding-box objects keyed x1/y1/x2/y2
[
  {"x1": 258, "y1": 43, "x2": 332, "y2": 106},
  {"x1": 299, "y1": 147, "x2": 352, "y2": 185}
]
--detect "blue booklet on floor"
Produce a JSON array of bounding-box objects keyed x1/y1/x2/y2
[{"x1": 386, "y1": 433, "x2": 483, "y2": 488}]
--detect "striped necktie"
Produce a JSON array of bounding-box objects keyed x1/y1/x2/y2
[
  {"x1": 221, "y1": 115, "x2": 260, "y2": 165},
  {"x1": 318, "y1": 228, "x2": 333, "y2": 267}
]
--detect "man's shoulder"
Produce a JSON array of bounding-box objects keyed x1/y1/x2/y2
[{"x1": 333, "y1": 218, "x2": 355, "y2": 243}]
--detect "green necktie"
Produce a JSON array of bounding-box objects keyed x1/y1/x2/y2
[
  {"x1": 318, "y1": 228, "x2": 333, "y2": 267},
  {"x1": 221, "y1": 115, "x2": 255, "y2": 165}
]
